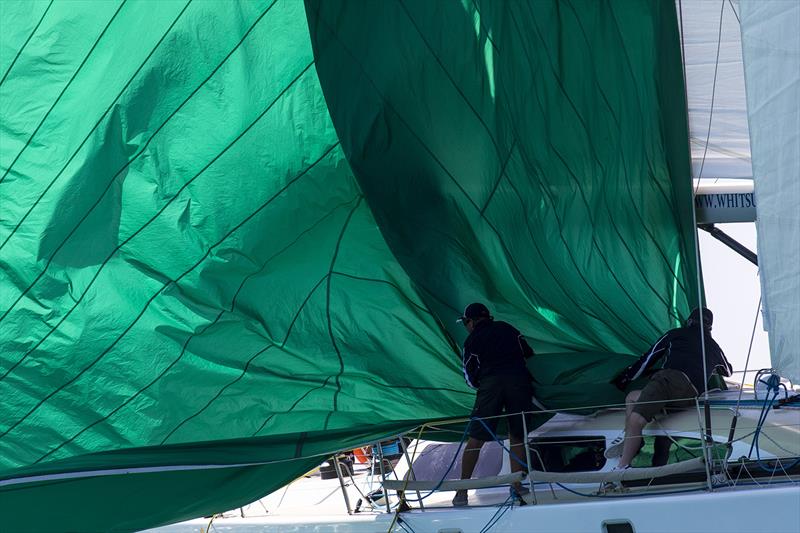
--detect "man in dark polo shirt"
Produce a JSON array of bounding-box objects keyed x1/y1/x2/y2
[
  {"x1": 452, "y1": 303, "x2": 535, "y2": 506},
  {"x1": 605, "y1": 307, "x2": 732, "y2": 470}
]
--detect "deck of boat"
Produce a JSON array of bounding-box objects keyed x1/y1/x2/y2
[{"x1": 148, "y1": 386, "x2": 800, "y2": 533}]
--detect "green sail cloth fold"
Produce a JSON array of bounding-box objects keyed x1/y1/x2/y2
[
  {"x1": 0, "y1": 0, "x2": 696, "y2": 530},
  {"x1": 0, "y1": 422, "x2": 421, "y2": 532},
  {"x1": 306, "y1": 0, "x2": 698, "y2": 357}
]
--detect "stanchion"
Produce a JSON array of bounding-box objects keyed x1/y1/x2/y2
[
  {"x1": 331, "y1": 455, "x2": 353, "y2": 514},
  {"x1": 399, "y1": 437, "x2": 424, "y2": 511},
  {"x1": 521, "y1": 411, "x2": 537, "y2": 504},
  {"x1": 695, "y1": 398, "x2": 714, "y2": 491},
  {"x1": 376, "y1": 442, "x2": 392, "y2": 513}
]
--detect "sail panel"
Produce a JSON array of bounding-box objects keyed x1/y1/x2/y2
[
  {"x1": 678, "y1": 0, "x2": 753, "y2": 181},
  {"x1": 1, "y1": 0, "x2": 699, "y2": 530},
  {"x1": 0, "y1": 1, "x2": 470, "y2": 528},
  {"x1": 739, "y1": 0, "x2": 800, "y2": 382},
  {"x1": 307, "y1": 0, "x2": 700, "y2": 358}
]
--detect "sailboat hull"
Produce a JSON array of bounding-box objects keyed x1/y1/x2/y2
[{"x1": 149, "y1": 484, "x2": 799, "y2": 533}]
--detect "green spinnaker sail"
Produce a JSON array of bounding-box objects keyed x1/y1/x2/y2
[{"x1": 0, "y1": 0, "x2": 697, "y2": 530}]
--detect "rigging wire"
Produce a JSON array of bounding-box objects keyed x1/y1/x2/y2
[
  {"x1": 678, "y1": 2, "x2": 711, "y2": 411},
  {"x1": 759, "y1": 430, "x2": 800, "y2": 457},
  {"x1": 345, "y1": 464, "x2": 378, "y2": 510},
  {"x1": 395, "y1": 424, "x2": 470, "y2": 503},
  {"x1": 695, "y1": 0, "x2": 726, "y2": 191},
  {"x1": 734, "y1": 295, "x2": 763, "y2": 415},
  {"x1": 384, "y1": 424, "x2": 441, "y2": 533},
  {"x1": 680, "y1": 1, "x2": 729, "y2": 492},
  {"x1": 749, "y1": 388, "x2": 800, "y2": 473},
  {"x1": 471, "y1": 416, "x2": 722, "y2": 500},
  {"x1": 727, "y1": 0, "x2": 740, "y2": 24},
  {"x1": 690, "y1": 155, "x2": 712, "y2": 491},
  {"x1": 393, "y1": 515, "x2": 417, "y2": 533},
  {"x1": 479, "y1": 494, "x2": 515, "y2": 533},
  {"x1": 380, "y1": 407, "x2": 797, "y2": 531},
  {"x1": 713, "y1": 0, "x2": 745, "y2": 185}
]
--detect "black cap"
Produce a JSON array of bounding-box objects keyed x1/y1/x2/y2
[
  {"x1": 687, "y1": 307, "x2": 713, "y2": 328},
  {"x1": 457, "y1": 302, "x2": 492, "y2": 323}
]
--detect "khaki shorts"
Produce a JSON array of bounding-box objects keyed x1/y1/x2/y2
[{"x1": 632, "y1": 369, "x2": 698, "y2": 422}]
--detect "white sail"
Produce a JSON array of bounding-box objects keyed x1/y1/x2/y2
[
  {"x1": 679, "y1": 0, "x2": 752, "y2": 181},
  {"x1": 739, "y1": 0, "x2": 800, "y2": 382}
]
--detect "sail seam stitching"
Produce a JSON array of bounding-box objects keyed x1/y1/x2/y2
[
  {"x1": 0, "y1": 0, "x2": 281, "y2": 326},
  {"x1": 504, "y1": 7, "x2": 657, "y2": 344},
  {"x1": 500, "y1": 175, "x2": 616, "y2": 347},
  {"x1": 312, "y1": 9, "x2": 588, "y2": 341},
  {"x1": 0, "y1": 140, "x2": 337, "y2": 441},
  {"x1": 398, "y1": 0, "x2": 513, "y2": 219},
  {"x1": 515, "y1": 1, "x2": 671, "y2": 332},
  {"x1": 330, "y1": 272, "x2": 432, "y2": 315},
  {"x1": 0, "y1": 0, "x2": 196, "y2": 253},
  {"x1": 609, "y1": 2, "x2": 694, "y2": 281},
  {"x1": 32, "y1": 194, "x2": 358, "y2": 463},
  {"x1": 0, "y1": 58, "x2": 316, "y2": 384},
  {"x1": 0, "y1": 0, "x2": 55, "y2": 87},
  {"x1": 252, "y1": 376, "x2": 333, "y2": 437},
  {"x1": 480, "y1": 141, "x2": 517, "y2": 215},
  {"x1": 563, "y1": 0, "x2": 689, "y2": 302},
  {"x1": 158, "y1": 195, "x2": 361, "y2": 444},
  {"x1": 397, "y1": 0, "x2": 504, "y2": 162},
  {"x1": 519, "y1": 0, "x2": 688, "y2": 317},
  {"x1": 324, "y1": 197, "x2": 364, "y2": 423},
  {"x1": 0, "y1": 0, "x2": 129, "y2": 185}
]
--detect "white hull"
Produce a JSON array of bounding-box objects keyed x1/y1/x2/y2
[
  {"x1": 148, "y1": 389, "x2": 800, "y2": 533},
  {"x1": 152, "y1": 484, "x2": 799, "y2": 533}
]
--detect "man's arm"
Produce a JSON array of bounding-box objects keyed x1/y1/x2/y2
[
  {"x1": 461, "y1": 338, "x2": 480, "y2": 390},
  {"x1": 711, "y1": 340, "x2": 733, "y2": 377},
  {"x1": 612, "y1": 332, "x2": 671, "y2": 390}
]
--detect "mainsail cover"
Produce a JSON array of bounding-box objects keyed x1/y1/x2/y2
[{"x1": 0, "y1": 0, "x2": 698, "y2": 530}]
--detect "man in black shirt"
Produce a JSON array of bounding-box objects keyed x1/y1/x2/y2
[
  {"x1": 452, "y1": 303, "x2": 535, "y2": 506},
  {"x1": 606, "y1": 307, "x2": 732, "y2": 469}
]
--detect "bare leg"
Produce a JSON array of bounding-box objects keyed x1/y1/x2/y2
[
  {"x1": 607, "y1": 390, "x2": 643, "y2": 459},
  {"x1": 618, "y1": 411, "x2": 648, "y2": 468},
  {"x1": 453, "y1": 438, "x2": 485, "y2": 504},
  {"x1": 509, "y1": 435, "x2": 527, "y2": 474},
  {"x1": 625, "y1": 390, "x2": 642, "y2": 418},
  {"x1": 460, "y1": 437, "x2": 486, "y2": 480},
  {"x1": 509, "y1": 434, "x2": 528, "y2": 494}
]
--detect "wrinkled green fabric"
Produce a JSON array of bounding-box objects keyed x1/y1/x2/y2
[
  {"x1": 0, "y1": 422, "x2": 423, "y2": 531},
  {"x1": 307, "y1": 0, "x2": 697, "y2": 355},
  {"x1": 631, "y1": 436, "x2": 729, "y2": 468},
  {"x1": 0, "y1": 0, "x2": 696, "y2": 530}
]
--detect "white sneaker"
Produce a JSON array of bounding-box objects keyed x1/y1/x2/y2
[
  {"x1": 604, "y1": 433, "x2": 626, "y2": 458},
  {"x1": 600, "y1": 465, "x2": 630, "y2": 492}
]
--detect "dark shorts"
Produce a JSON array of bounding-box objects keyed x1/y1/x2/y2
[
  {"x1": 633, "y1": 369, "x2": 698, "y2": 422},
  {"x1": 469, "y1": 374, "x2": 534, "y2": 441}
]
